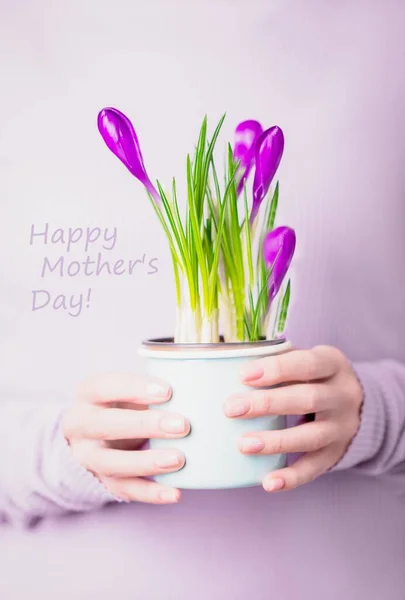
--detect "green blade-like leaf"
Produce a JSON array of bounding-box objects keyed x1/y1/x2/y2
[
  {"x1": 186, "y1": 154, "x2": 209, "y2": 309},
  {"x1": 250, "y1": 247, "x2": 282, "y2": 336},
  {"x1": 156, "y1": 180, "x2": 189, "y2": 271},
  {"x1": 271, "y1": 289, "x2": 283, "y2": 339},
  {"x1": 210, "y1": 156, "x2": 222, "y2": 205},
  {"x1": 201, "y1": 113, "x2": 226, "y2": 202},
  {"x1": 276, "y1": 279, "x2": 291, "y2": 335},
  {"x1": 206, "y1": 184, "x2": 219, "y2": 232},
  {"x1": 266, "y1": 182, "x2": 279, "y2": 231},
  {"x1": 208, "y1": 158, "x2": 239, "y2": 311},
  {"x1": 243, "y1": 181, "x2": 254, "y2": 289},
  {"x1": 204, "y1": 217, "x2": 214, "y2": 270},
  {"x1": 255, "y1": 182, "x2": 280, "y2": 277},
  {"x1": 243, "y1": 313, "x2": 252, "y2": 339},
  {"x1": 171, "y1": 178, "x2": 188, "y2": 254},
  {"x1": 193, "y1": 116, "x2": 208, "y2": 222},
  {"x1": 226, "y1": 144, "x2": 243, "y2": 276},
  {"x1": 170, "y1": 247, "x2": 182, "y2": 306},
  {"x1": 146, "y1": 191, "x2": 183, "y2": 269}
]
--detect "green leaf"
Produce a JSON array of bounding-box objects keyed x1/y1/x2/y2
[
  {"x1": 206, "y1": 184, "x2": 219, "y2": 232},
  {"x1": 255, "y1": 182, "x2": 279, "y2": 277},
  {"x1": 146, "y1": 191, "x2": 183, "y2": 269},
  {"x1": 156, "y1": 180, "x2": 191, "y2": 274},
  {"x1": 250, "y1": 247, "x2": 281, "y2": 337},
  {"x1": 271, "y1": 289, "x2": 283, "y2": 339},
  {"x1": 186, "y1": 154, "x2": 209, "y2": 310},
  {"x1": 201, "y1": 113, "x2": 226, "y2": 198},
  {"x1": 276, "y1": 279, "x2": 291, "y2": 335},
  {"x1": 193, "y1": 116, "x2": 208, "y2": 222},
  {"x1": 170, "y1": 247, "x2": 182, "y2": 307},
  {"x1": 204, "y1": 217, "x2": 214, "y2": 270},
  {"x1": 171, "y1": 178, "x2": 188, "y2": 256},
  {"x1": 210, "y1": 156, "x2": 222, "y2": 206},
  {"x1": 243, "y1": 181, "x2": 254, "y2": 289},
  {"x1": 266, "y1": 182, "x2": 279, "y2": 231},
  {"x1": 227, "y1": 145, "x2": 243, "y2": 277},
  {"x1": 208, "y1": 156, "x2": 239, "y2": 312},
  {"x1": 243, "y1": 313, "x2": 252, "y2": 339}
]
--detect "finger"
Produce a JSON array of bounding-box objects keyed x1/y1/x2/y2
[
  {"x1": 238, "y1": 421, "x2": 337, "y2": 455},
  {"x1": 64, "y1": 406, "x2": 190, "y2": 440},
  {"x1": 224, "y1": 382, "x2": 339, "y2": 418},
  {"x1": 77, "y1": 373, "x2": 172, "y2": 405},
  {"x1": 262, "y1": 446, "x2": 339, "y2": 492},
  {"x1": 239, "y1": 346, "x2": 343, "y2": 387},
  {"x1": 82, "y1": 447, "x2": 185, "y2": 478},
  {"x1": 101, "y1": 476, "x2": 181, "y2": 504}
]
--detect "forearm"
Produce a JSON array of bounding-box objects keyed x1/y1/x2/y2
[
  {"x1": 333, "y1": 359, "x2": 405, "y2": 475},
  {"x1": 0, "y1": 399, "x2": 115, "y2": 527}
]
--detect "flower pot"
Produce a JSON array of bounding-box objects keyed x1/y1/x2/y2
[{"x1": 138, "y1": 337, "x2": 291, "y2": 490}]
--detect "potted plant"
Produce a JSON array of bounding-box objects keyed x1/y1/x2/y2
[{"x1": 97, "y1": 108, "x2": 296, "y2": 489}]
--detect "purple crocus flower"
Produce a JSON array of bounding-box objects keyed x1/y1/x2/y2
[
  {"x1": 97, "y1": 107, "x2": 160, "y2": 203},
  {"x1": 263, "y1": 226, "x2": 295, "y2": 301},
  {"x1": 233, "y1": 120, "x2": 263, "y2": 197},
  {"x1": 251, "y1": 126, "x2": 284, "y2": 223}
]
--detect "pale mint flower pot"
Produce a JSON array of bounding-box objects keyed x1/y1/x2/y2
[{"x1": 138, "y1": 338, "x2": 291, "y2": 490}]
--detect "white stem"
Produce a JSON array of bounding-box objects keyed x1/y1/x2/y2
[
  {"x1": 179, "y1": 302, "x2": 201, "y2": 343},
  {"x1": 174, "y1": 277, "x2": 202, "y2": 343},
  {"x1": 218, "y1": 255, "x2": 236, "y2": 342},
  {"x1": 220, "y1": 289, "x2": 238, "y2": 342},
  {"x1": 263, "y1": 306, "x2": 272, "y2": 339},
  {"x1": 201, "y1": 309, "x2": 219, "y2": 343},
  {"x1": 175, "y1": 303, "x2": 220, "y2": 344},
  {"x1": 220, "y1": 295, "x2": 232, "y2": 341},
  {"x1": 175, "y1": 306, "x2": 182, "y2": 342}
]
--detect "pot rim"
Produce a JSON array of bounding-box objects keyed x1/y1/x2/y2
[{"x1": 138, "y1": 336, "x2": 292, "y2": 360}]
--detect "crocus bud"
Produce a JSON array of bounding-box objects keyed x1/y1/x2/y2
[
  {"x1": 251, "y1": 126, "x2": 284, "y2": 223},
  {"x1": 263, "y1": 226, "x2": 295, "y2": 301},
  {"x1": 233, "y1": 120, "x2": 263, "y2": 196},
  {"x1": 97, "y1": 107, "x2": 160, "y2": 203}
]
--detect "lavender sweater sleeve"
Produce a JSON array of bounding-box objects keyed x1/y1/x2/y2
[
  {"x1": 333, "y1": 360, "x2": 405, "y2": 474},
  {"x1": 0, "y1": 399, "x2": 116, "y2": 527}
]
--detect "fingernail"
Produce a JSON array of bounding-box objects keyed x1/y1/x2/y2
[
  {"x1": 224, "y1": 397, "x2": 250, "y2": 417},
  {"x1": 240, "y1": 436, "x2": 264, "y2": 453},
  {"x1": 264, "y1": 477, "x2": 285, "y2": 492},
  {"x1": 240, "y1": 363, "x2": 264, "y2": 382},
  {"x1": 147, "y1": 382, "x2": 170, "y2": 398},
  {"x1": 155, "y1": 453, "x2": 182, "y2": 468},
  {"x1": 159, "y1": 489, "x2": 179, "y2": 503},
  {"x1": 159, "y1": 416, "x2": 187, "y2": 434}
]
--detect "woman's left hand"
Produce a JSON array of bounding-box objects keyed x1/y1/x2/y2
[{"x1": 224, "y1": 345, "x2": 363, "y2": 493}]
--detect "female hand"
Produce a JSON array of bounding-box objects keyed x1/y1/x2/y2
[
  {"x1": 62, "y1": 373, "x2": 189, "y2": 504},
  {"x1": 224, "y1": 345, "x2": 363, "y2": 492}
]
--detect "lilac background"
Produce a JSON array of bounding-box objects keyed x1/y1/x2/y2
[{"x1": 1, "y1": 1, "x2": 405, "y2": 599}]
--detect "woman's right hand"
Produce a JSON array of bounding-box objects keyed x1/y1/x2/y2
[{"x1": 62, "y1": 373, "x2": 189, "y2": 504}]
